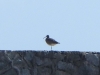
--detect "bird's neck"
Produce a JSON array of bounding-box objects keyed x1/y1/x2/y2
[{"x1": 47, "y1": 37, "x2": 49, "y2": 38}]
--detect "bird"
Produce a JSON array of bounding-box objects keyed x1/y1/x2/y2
[{"x1": 44, "y1": 35, "x2": 60, "y2": 50}]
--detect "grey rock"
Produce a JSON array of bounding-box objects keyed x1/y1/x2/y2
[
  {"x1": 35, "y1": 57, "x2": 43, "y2": 66},
  {"x1": 57, "y1": 61, "x2": 74, "y2": 74},
  {"x1": 1, "y1": 68, "x2": 18, "y2": 75},
  {"x1": 86, "y1": 65, "x2": 99, "y2": 75},
  {"x1": 21, "y1": 69, "x2": 31, "y2": 75},
  {"x1": 57, "y1": 61, "x2": 67, "y2": 71},
  {"x1": 24, "y1": 51, "x2": 35, "y2": 61},
  {"x1": 42, "y1": 58, "x2": 52, "y2": 67},
  {"x1": 54, "y1": 52, "x2": 65, "y2": 61},
  {"x1": 56, "y1": 70, "x2": 71, "y2": 75},
  {"x1": 37, "y1": 67, "x2": 51, "y2": 75},
  {"x1": 77, "y1": 65, "x2": 89, "y2": 75},
  {"x1": 33, "y1": 67, "x2": 37, "y2": 75},
  {"x1": 64, "y1": 52, "x2": 86, "y2": 63},
  {"x1": 77, "y1": 64, "x2": 99, "y2": 75},
  {"x1": 0, "y1": 50, "x2": 100, "y2": 75},
  {"x1": 85, "y1": 53, "x2": 99, "y2": 66}
]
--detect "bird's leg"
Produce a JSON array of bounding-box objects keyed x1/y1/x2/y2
[{"x1": 51, "y1": 46, "x2": 52, "y2": 50}]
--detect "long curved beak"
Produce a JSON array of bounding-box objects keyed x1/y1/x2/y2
[{"x1": 43, "y1": 37, "x2": 46, "y2": 39}]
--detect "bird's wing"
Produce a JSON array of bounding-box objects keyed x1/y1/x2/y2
[{"x1": 49, "y1": 38, "x2": 60, "y2": 44}]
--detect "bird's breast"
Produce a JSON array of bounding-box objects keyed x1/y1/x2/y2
[
  {"x1": 46, "y1": 43, "x2": 56, "y2": 46},
  {"x1": 45, "y1": 39, "x2": 56, "y2": 46}
]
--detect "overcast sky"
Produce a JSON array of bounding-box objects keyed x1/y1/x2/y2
[{"x1": 0, "y1": 0, "x2": 100, "y2": 52}]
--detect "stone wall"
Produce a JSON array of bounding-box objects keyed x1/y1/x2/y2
[{"x1": 0, "y1": 50, "x2": 100, "y2": 75}]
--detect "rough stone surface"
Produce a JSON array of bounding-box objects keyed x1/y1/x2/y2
[
  {"x1": 85, "y1": 53, "x2": 99, "y2": 66},
  {"x1": 57, "y1": 61, "x2": 74, "y2": 74},
  {"x1": 0, "y1": 50, "x2": 99, "y2": 75}
]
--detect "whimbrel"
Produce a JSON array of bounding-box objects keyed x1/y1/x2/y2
[{"x1": 44, "y1": 35, "x2": 60, "y2": 50}]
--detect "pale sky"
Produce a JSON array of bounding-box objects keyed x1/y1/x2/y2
[{"x1": 0, "y1": 0, "x2": 100, "y2": 52}]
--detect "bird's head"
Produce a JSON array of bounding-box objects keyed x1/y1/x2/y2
[
  {"x1": 46, "y1": 35, "x2": 49, "y2": 38},
  {"x1": 43, "y1": 35, "x2": 49, "y2": 39}
]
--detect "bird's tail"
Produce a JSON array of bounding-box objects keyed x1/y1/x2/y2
[{"x1": 58, "y1": 42, "x2": 60, "y2": 44}]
